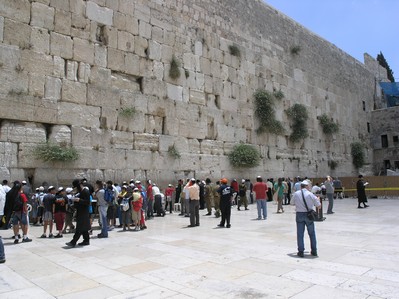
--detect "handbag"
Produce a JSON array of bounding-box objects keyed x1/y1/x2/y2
[{"x1": 301, "y1": 190, "x2": 318, "y2": 221}]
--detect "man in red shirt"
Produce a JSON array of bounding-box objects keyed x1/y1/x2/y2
[
  {"x1": 165, "y1": 184, "x2": 174, "y2": 214},
  {"x1": 252, "y1": 176, "x2": 268, "y2": 220}
]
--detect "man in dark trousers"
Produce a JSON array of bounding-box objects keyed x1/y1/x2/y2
[
  {"x1": 217, "y1": 178, "x2": 232, "y2": 228},
  {"x1": 66, "y1": 179, "x2": 91, "y2": 247}
]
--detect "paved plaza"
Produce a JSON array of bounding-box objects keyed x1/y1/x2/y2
[{"x1": 1, "y1": 198, "x2": 398, "y2": 298}]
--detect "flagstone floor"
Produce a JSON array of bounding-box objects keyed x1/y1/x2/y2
[{"x1": 1, "y1": 197, "x2": 398, "y2": 298}]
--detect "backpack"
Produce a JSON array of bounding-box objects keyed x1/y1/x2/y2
[
  {"x1": 141, "y1": 190, "x2": 147, "y2": 208},
  {"x1": 104, "y1": 188, "x2": 115, "y2": 204},
  {"x1": 13, "y1": 194, "x2": 23, "y2": 212}
]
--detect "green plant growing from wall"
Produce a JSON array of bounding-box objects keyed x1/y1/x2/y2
[
  {"x1": 169, "y1": 55, "x2": 181, "y2": 80},
  {"x1": 168, "y1": 145, "x2": 181, "y2": 159},
  {"x1": 33, "y1": 142, "x2": 79, "y2": 162},
  {"x1": 228, "y1": 44, "x2": 241, "y2": 58},
  {"x1": 319, "y1": 114, "x2": 339, "y2": 135},
  {"x1": 290, "y1": 45, "x2": 301, "y2": 55},
  {"x1": 286, "y1": 104, "x2": 309, "y2": 143},
  {"x1": 351, "y1": 142, "x2": 365, "y2": 169},
  {"x1": 273, "y1": 89, "x2": 284, "y2": 100},
  {"x1": 254, "y1": 89, "x2": 285, "y2": 135},
  {"x1": 328, "y1": 160, "x2": 338, "y2": 170},
  {"x1": 119, "y1": 107, "x2": 136, "y2": 118},
  {"x1": 228, "y1": 143, "x2": 260, "y2": 168}
]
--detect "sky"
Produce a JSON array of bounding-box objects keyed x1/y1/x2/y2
[{"x1": 264, "y1": 0, "x2": 398, "y2": 81}]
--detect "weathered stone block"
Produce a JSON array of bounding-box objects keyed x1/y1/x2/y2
[
  {"x1": 88, "y1": 66, "x2": 111, "y2": 85},
  {"x1": 0, "y1": 121, "x2": 46, "y2": 143},
  {"x1": 48, "y1": 125, "x2": 72, "y2": 144},
  {"x1": 110, "y1": 131, "x2": 134, "y2": 150},
  {"x1": 134, "y1": 133, "x2": 159, "y2": 151},
  {"x1": 70, "y1": 0, "x2": 85, "y2": 15},
  {"x1": 200, "y1": 140, "x2": 224, "y2": 155},
  {"x1": 0, "y1": 142, "x2": 17, "y2": 168},
  {"x1": 66, "y1": 60, "x2": 78, "y2": 81},
  {"x1": 31, "y1": 2, "x2": 55, "y2": 30},
  {"x1": 73, "y1": 37, "x2": 94, "y2": 64},
  {"x1": 28, "y1": 74, "x2": 45, "y2": 98},
  {"x1": 30, "y1": 27, "x2": 50, "y2": 54},
  {"x1": 148, "y1": 40, "x2": 161, "y2": 61},
  {"x1": 107, "y1": 47, "x2": 125, "y2": 72},
  {"x1": 50, "y1": 0, "x2": 70, "y2": 11},
  {"x1": 61, "y1": 79, "x2": 87, "y2": 104},
  {"x1": 3, "y1": 18, "x2": 31, "y2": 48},
  {"x1": 118, "y1": 0, "x2": 134, "y2": 16},
  {"x1": 0, "y1": 0, "x2": 30, "y2": 23},
  {"x1": 117, "y1": 30, "x2": 134, "y2": 52},
  {"x1": 86, "y1": 1, "x2": 113, "y2": 26},
  {"x1": 142, "y1": 78, "x2": 166, "y2": 99},
  {"x1": 58, "y1": 102, "x2": 101, "y2": 128},
  {"x1": 0, "y1": 17, "x2": 3, "y2": 42},
  {"x1": 71, "y1": 126, "x2": 91, "y2": 147},
  {"x1": 189, "y1": 90, "x2": 206, "y2": 106},
  {"x1": 50, "y1": 32, "x2": 73, "y2": 59},
  {"x1": 94, "y1": 44, "x2": 107, "y2": 67},
  {"x1": 44, "y1": 76, "x2": 62, "y2": 100},
  {"x1": 167, "y1": 83, "x2": 183, "y2": 102}
]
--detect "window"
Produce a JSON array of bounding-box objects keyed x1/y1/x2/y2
[
  {"x1": 381, "y1": 135, "x2": 388, "y2": 148},
  {"x1": 384, "y1": 160, "x2": 391, "y2": 170},
  {"x1": 393, "y1": 136, "x2": 399, "y2": 144},
  {"x1": 394, "y1": 161, "x2": 399, "y2": 170},
  {"x1": 362, "y1": 101, "x2": 366, "y2": 111},
  {"x1": 367, "y1": 122, "x2": 370, "y2": 133}
]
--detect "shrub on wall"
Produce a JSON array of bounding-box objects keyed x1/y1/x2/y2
[
  {"x1": 119, "y1": 107, "x2": 136, "y2": 118},
  {"x1": 286, "y1": 104, "x2": 309, "y2": 143},
  {"x1": 168, "y1": 145, "x2": 181, "y2": 159},
  {"x1": 33, "y1": 142, "x2": 79, "y2": 162},
  {"x1": 351, "y1": 142, "x2": 365, "y2": 169},
  {"x1": 319, "y1": 114, "x2": 339, "y2": 135},
  {"x1": 169, "y1": 55, "x2": 181, "y2": 80},
  {"x1": 254, "y1": 89, "x2": 285, "y2": 135},
  {"x1": 228, "y1": 144, "x2": 260, "y2": 168},
  {"x1": 228, "y1": 44, "x2": 241, "y2": 58}
]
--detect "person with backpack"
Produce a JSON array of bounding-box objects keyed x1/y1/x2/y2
[
  {"x1": 9, "y1": 181, "x2": 32, "y2": 243},
  {"x1": 131, "y1": 188, "x2": 143, "y2": 231},
  {"x1": 104, "y1": 181, "x2": 117, "y2": 230}
]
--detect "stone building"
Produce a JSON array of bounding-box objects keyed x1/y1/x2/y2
[{"x1": 0, "y1": 0, "x2": 388, "y2": 187}]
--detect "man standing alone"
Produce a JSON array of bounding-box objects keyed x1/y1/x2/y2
[{"x1": 292, "y1": 180, "x2": 321, "y2": 257}]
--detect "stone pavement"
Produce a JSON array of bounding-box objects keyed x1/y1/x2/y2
[{"x1": 1, "y1": 198, "x2": 399, "y2": 299}]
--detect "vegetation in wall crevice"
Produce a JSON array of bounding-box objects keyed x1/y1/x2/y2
[
  {"x1": 228, "y1": 143, "x2": 261, "y2": 168},
  {"x1": 351, "y1": 142, "x2": 365, "y2": 169},
  {"x1": 254, "y1": 89, "x2": 285, "y2": 135},
  {"x1": 169, "y1": 55, "x2": 181, "y2": 80},
  {"x1": 319, "y1": 114, "x2": 339, "y2": 135},
  {"x1": 33, "y1": 142, "x2": 79, "y2": 162},
  {"x1": 286, "y1": 103, "x2": 308, "y2": 143}
]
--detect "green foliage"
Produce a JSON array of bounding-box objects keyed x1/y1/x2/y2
[
  {"x1": 253, "y1": 89, "x2": 285, "y2": 135},
  {"x1": 228, "y1": 44, "x2": 241, "y2": 58},
  {"x1": 228, "y1": 144, "x2": 260, "y2": 168},
  {"x1": 33, "y1": 142, "x2": 79, "y2": 162},
  {"x1": 273, "y1": 90, "x2": 284, "y2": 100},
  {"x1": 290, "y1": 45, "x2": 301, "y2": 55},
  {"x1": 169, "y1": 55, "x2": 181, "y2": 80},
  {"x1": 119, "y1": 107, "x2": 136, "y2": 118},
  {"x1": 377, "y1": 51, "x2": 394, "y2": 82},
  {"x1": 319, "y1": 114, "x2": 339, "y2": 135},
  {"x1": 286, "y1": 104, "x2": 309, "y2": 143},
  {"x1": 351, "y1": 142, "x2": 365, "y2": 169},
  {"x1": 168, "y1": 145, "x2": 181, "y2": 159}
]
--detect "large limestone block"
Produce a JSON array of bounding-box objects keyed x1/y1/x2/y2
[
  {"x1": 0, "y1": 0, "x2": 30, "y2": 23},
  {"x1": 87, "y1": 84, "x2": 119, "y2": 107},
  {"x1": 66, "y1": 60, "x2": 78, "y2": 81},
  {"x1": 0, "y1": 44, "x2": 21, "y2": 70},
  {"x1": 70, "y1": 0, "x2": 85, "y2": 15},
  {"x1": 94, "y1": 44, "x2": 107, "y2": 67},
  {"x1": 50, "y1": 32, "x2": 73, "y2": 59},
  {"x1": 78, "y1": 62, "x2": 91, "y2": 83},
  {"x1": 189, "y1": 90, "x2": 206, "y2": 106},
  {"x1": 107, "y1": 47, "x2": 124, "y2": 72},
  {"x1": 48, "y1": 125, "x2": 72, "y2": 144},
  {"x1": 145, "y1": 114, "x2": 163, "y2": 134},
  {"x1": 200, "y1": 140, "x2": 224, "y2": 155},
  {"x1": 21, "y1": 51, "x2": 54, "y2": 76},
  {"x1": 89, "y1": 66, "x2": 111, "y2": 86},
  {"x1": 134, "y1": 36, "x2": 149, "y2": 57},
  {"x1": 198, "y1": 154, "x2": 222, "y2": 179},
  {"x1": 118, "y1": 0, "x2": 134, "y2": 16},
  {"x1": 138, "y1": 20, "x2": 151, "y2": 39},
  {"x1": 58, "y1": 102, "x2": 101, "y2": 128},
  {"x1": 61, "y1": 79, "x2": 87, "y2": 104},
  {"x1": 111, "y1": 73, "x2": 140, "y2": 91},
  {"x1": 0, "y1": 142, "x2": 17, "y2": 168},
  {"x1": 142, "y1": 78, "x2": 167, "y2": 99},
  {"x1": 44, "y1": 76, "x2": 62, "y2": 100},
  {"x1": 3, "y1": 18, "x2": 31, "y2": 48},
  {"x1": 86, "y1": 1, "x2": 113, "y2": 26},
  {"x1": 73, "y1": 37, "x2": 94, "y2": 64},
  {"x1": 133, "y1": 133, "x2": 159, "y2": 151},
  {"x1": 50, "y1": 0, "x2": 70, "y2": 12},
  {"x1": 166, "y1": 83, "x2": 183, "y2": 102},
  {"x1": 117, "y1": 30, "x2": 134, "y2": 52},
  {"x1": 100, "y1": 106, "x2": 117, "y2": 130},
  {"x1": 178, "y1": 118, "x2": 207, "y2": 140},
  {"x1": 0, "y1": 17, "x2": 3, "y2": 41},
  {"x1": 31, "y1": 27, "x2": 50, "y2": 54},
  {"x1": 219, "y1": 96, "x2": 238, "y2": 113},
  {"x1": 110, "y1": 130, "x2": 134, "y2": 150},
  {"x1": 71, "y1": 126, "x2": 91, "y2": 147},
  {"x1": 178, "y1": 153, "x2": 200, "y2": 172},
  {"x1": 0, "y1": 121, "x2": 46, "y2": 143},
  {"x1": 125, "y1": 150, "x2": 154, "y2": 170},
  {"x1": 28, "y1": 74, "x2": 45, "y2": 97},
  {"x1": 124, "y1": 52, "x2": 140, "y2": 76},
  {"x1": 31, "y1": 2, "x2": 55, "y2": 30}
]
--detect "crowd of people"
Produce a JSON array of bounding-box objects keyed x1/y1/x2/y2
[{"x1": 0, "y1": 174, "x2": 370, "y2": 262}]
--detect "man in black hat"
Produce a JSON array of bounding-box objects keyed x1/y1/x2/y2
[{"x1": 65, "y1": 179, "x2": 91, "y2": 247}]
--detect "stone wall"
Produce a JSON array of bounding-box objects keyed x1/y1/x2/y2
[{"x1": 0, "y1": 0, "x2": 381, "y2": 187}]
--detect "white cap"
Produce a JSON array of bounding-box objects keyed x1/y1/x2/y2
[
  {"x1": 65, "y1": 187, "x2": 73, "y2": 193},
  {"x1": 48, "y1": 186, "x2": 55, "y2": 191},
  {"x1": 135, "y1": 180, "x2": 141, "y2": 184},
  {"x1": 39, "y1": 186, "x2": 44, "y2": 191},
  {"x1": 22, "y1": 180, "x2": 27, "y2": 184},
  {"x1": 242, "y1": 179, "x2": 245, "y2": 183},
  {"x1": 301, "y1": 180, "x2": 309, "y2": 186},
  {"x1": 257, "y1": 175, "x2": 262, "y2": 178},
  {"x1": 58, "y1": 186, "x2": 64, "y2": 192}
]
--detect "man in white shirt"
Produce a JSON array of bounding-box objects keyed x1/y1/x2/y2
[{"x1": 292, "y1": 180, "x2": 321, "y2": 258}]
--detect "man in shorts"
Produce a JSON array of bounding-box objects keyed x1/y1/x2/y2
[{"x1": 41, "y1": 186, "x2": 56, "y2": 238}]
